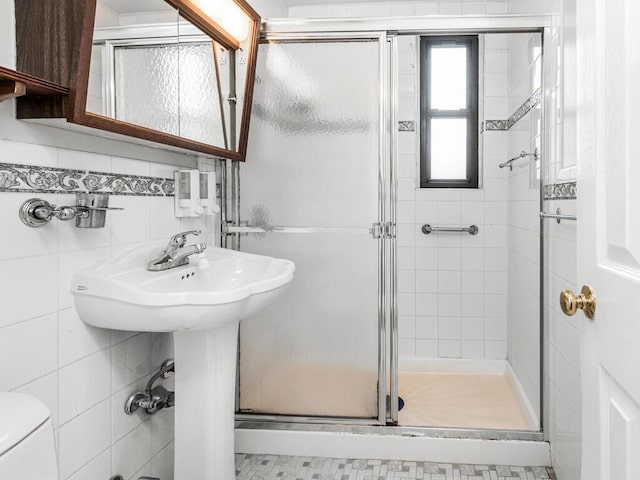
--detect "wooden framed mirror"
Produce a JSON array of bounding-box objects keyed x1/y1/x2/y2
[{"x1": 68, "y1": 0, "x2": 260, "y2": 161}]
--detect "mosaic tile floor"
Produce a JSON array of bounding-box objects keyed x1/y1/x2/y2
[{"x1": 235, "y1": 454, "x2": 555, "y2": 480}]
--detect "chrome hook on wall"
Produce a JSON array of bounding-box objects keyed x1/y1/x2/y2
[{"x1": 19, "y1": 193, "x2": 123, "y2": 229}]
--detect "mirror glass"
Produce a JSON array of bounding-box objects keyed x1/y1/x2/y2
[{"x1": 87, "y1": 0, "x2": 254, "y2": 152}]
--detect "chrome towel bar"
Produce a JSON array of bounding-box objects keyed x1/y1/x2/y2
[
  {"x1": 224, "y1": 225, "x2": 372, "y2": 234},
  {"x1": 540, "y1": 208, "x2": 577, "y2": 224},
  {"x1": 421, "y1": 224, "x2": 479, "y2": 235}
]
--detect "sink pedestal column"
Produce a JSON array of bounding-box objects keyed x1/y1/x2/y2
[{"x1": 173, "y1": 319, "x2": 240, "y2": 479}]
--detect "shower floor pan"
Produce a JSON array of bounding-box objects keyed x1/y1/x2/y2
[
  {"x1": 398, "y1": 371, "x2": 534, "y2": 430},
  {"x1": 239, "y1": 358, "x2": 538, "y2": 432}
]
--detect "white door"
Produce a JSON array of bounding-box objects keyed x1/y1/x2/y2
[{"x1": 576, "y1": 0, "x2": 640, "y2": 479}]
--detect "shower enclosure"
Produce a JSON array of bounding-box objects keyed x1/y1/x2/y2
[{"x1": 223, "y1": 17, "x2": 549, "y2": 440}]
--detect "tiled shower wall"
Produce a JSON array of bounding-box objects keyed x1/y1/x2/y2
[
  {"x1": 395, "y1": 35, "x2": 510, "y2": 361},
  {"x1": 502, "y1": 32, "x2": 543, "y2": 421}
]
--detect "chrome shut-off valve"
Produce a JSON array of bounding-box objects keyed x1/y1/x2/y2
[{"x1": 125, "y1": 359, "x2": 175, "y2": 415}]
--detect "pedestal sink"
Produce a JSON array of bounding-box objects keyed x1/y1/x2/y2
[{"x1": 71, "y1": 242, "x2": 295, "y2": 479}]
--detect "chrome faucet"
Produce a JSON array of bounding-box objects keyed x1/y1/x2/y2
[{"x1": 147, "y1": 230, "x2": 207, "y2": 271}]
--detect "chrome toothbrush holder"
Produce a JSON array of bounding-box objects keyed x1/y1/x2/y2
[{"x1": 19, "y1": 193, "x2": 123, "y2": 229}]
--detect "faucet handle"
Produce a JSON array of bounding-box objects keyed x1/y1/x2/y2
[{"x1": 167, "y1": 230, "x2": 202, "y2": 250}]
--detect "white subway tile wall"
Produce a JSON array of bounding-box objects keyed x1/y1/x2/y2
[
  {"x1": 0, "y1": 138, "x2": 220, "y2": 480},
  {"x1": 395, "y1": 34, "x2": 509, "y2": 361}
]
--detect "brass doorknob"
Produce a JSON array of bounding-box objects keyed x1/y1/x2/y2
[{"x1": 560, "y1": 285, "x2": 596, "y2": 319}]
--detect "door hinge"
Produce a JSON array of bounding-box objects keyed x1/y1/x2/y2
[{"x1": 370, "y1": 222, "x2": 396, "y2": 239}]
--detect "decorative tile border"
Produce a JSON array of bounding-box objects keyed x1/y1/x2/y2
[
  {"x1": 0, "y1": 162, "x2": 175, "y2": 196},
  {"x1": 482, "y1": 87, "x2": 542, "y2": 132},
  {"x1": 544, "y1": 181, "x2": 577, "y2": 200},
  {"x1": 398, "y1": 120, "x2": 416, "y2": 132},
  {"x1": 483, "y1": 119, "x2": 511, "y2": 130}
]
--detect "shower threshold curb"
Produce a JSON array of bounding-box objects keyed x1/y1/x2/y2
[
  {"x1": 235, "y1": 418, "x2": 544, "y2": 442},
  {"x1": 235, "y1": 425, "x2": 550, "y2": 467}
]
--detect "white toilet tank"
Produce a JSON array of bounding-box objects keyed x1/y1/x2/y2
[{"x1": 0, "y1": 393, "x2": 59, "y2": 479}]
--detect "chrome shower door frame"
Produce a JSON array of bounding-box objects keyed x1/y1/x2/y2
[
  {"x1": 231, "y1": 30, "x2": 394, "y2": 427},
  {"x1": 231, "y1": 17, "x2": 553, "y2": 441}
]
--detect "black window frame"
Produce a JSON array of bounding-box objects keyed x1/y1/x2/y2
[{"x1": 420, "y1": 35, "x2": 479, "y2": 189}]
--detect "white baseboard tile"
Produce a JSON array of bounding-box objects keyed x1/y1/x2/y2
[
  {"x1": 235, "y1": 429, "x2": 552, "y2": 467},
  {"x1": 399, "y1": 356, "x2": 507, "y2": 374}
]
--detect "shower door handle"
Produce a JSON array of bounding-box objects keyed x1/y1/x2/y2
[{"x1": 223, "y1": 223, "x2": 388, "y2": 237}]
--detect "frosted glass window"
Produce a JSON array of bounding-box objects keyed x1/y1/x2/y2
[
  {"x1": 430, "y1": 118, "x2": 467, "y2": 179},
  {"x1": 420, "y1": 36, "x2": 479, "y2": 188},
  {"x1": 430, "y1": 46, "x2": 467, "y2": 110}
]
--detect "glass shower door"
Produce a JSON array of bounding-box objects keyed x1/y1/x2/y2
[{"x1": 236, "y1": 36, "x2": 389, "y2": 422}]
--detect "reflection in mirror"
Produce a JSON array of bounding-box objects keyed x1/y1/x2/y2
[
  {"x1": 176, "y1": 18, "x2": 227, "y2": 148},
  {"x1": 173, "y1": 0, "x2": 254, "y2": 149},
  {"x1": 87, "y1": 0, "x2": 249, "y2": 150}
]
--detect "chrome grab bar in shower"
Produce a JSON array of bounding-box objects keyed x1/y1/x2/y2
[
  {"x1": 421, "y1": 224, "x2": 479, "y2": 235},
  {"x1": 540, "y1": 208, "x2": 577, "y2": 224},
  {"x1": 499, "y1": 148, "x2": 539, "y2": 171}
]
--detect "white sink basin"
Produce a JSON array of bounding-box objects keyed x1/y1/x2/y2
[
  {"x1": 72, "y1": 243, "x2": 295, "y2": 332},
  {"x1": 71, "y1": 242, "x2": 294, "y2": 480}
]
